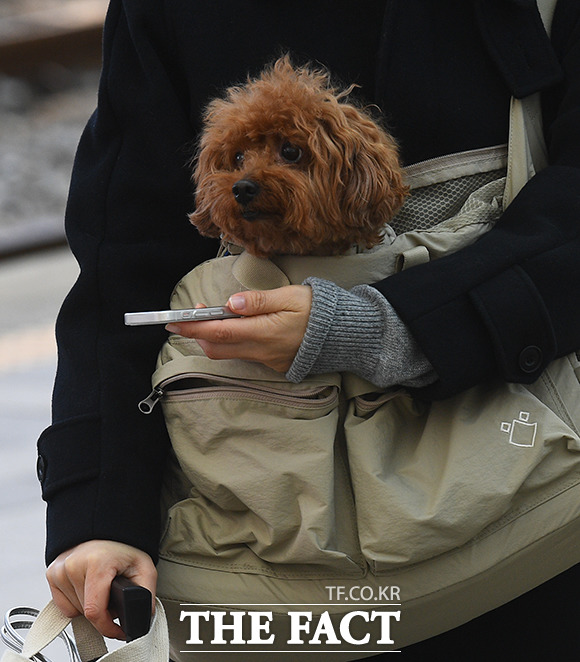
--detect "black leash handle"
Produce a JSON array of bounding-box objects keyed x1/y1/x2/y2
[{"x1": 108, "y1": 576, "x2": 152, "y2": 642}]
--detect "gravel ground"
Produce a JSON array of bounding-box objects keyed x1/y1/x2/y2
[{"x1": 0, "y1": 67, "x2": 100, "y2": 254}]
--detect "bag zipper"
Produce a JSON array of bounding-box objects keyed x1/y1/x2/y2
[
  {"x1": 139, "y1": 387, "x2": 165, "y2": 414},
  {"x1": 138, "y1": 373, "x2": 337, "y2": 414}
]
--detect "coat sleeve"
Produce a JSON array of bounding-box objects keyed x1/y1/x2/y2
[
  {"x1": 375, "y1": 2, "x2": 580, "y2": 400},
  {"x1": 36, "y1": 0, "x2": 218, "y2": 564},
  {"x1": 34, "y1": 0, "x2": 391, "y2": 565}
]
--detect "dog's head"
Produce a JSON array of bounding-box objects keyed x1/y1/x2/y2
[{"x1": 189, "y1": 56, "x2": 407, "y2": 257}]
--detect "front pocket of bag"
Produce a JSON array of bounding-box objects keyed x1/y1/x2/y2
[
  {"x1": 344, "y1": 379, "x2": 580, "y2": 574},
  {"x1": 158, "y1": 374, "x2": 364, "y2": 578}
]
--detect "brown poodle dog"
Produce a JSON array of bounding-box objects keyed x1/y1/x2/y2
[{"x1": 189, "y1": 57, "x2": 408, "y2": 258}]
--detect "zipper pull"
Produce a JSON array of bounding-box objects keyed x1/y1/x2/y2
[{"x1": 138, "y1": 387, "x2": 164, "y2": 414}]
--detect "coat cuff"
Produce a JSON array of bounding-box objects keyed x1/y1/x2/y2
[
  {"x1": 470, "y1": 265, "x2": 556, "y2": 382},
  {"x1": 381, "y1": 264, "x2": 558, "y2": 401},
  {"x1": 37, "y1": 414, "x2": 163, "y2": 564}
]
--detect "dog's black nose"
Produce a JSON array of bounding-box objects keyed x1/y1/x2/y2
[{"x1": 232, "y1": 179, "x2": 260, "y2": 206}]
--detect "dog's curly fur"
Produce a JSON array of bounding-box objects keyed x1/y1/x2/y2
[{"x1": 189, "y1": 56, "x2": 408, "y2": 258}]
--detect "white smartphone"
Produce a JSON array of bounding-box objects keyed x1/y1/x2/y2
[{"x1": 124, "y1": 306, "x2": 241, "y2": 326}]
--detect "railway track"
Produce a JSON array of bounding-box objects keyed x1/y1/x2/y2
[
  {"x1": 0, "y1": 0, "x2": 107, "y2": 76},
  {"x1": 0, "y1": 1, "x2": 107, "y2": 259}
]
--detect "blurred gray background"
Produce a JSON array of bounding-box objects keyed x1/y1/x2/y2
[{"x1": 0, "y1": 0, "x2": 107, "y2": 635}]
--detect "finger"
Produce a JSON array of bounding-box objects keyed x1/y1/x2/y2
[
  {"x1": 196, "y1": 337, "x2": 294, "y2": 372},
  {"x1": 84, "y1": 568, "x2": 126, "y2": 640},
  {"x1": 195, "y1": 338, "x2": 261, "y2": 362},
  {"x1": 50, "y1": 554, "x2": 91, "y2": 618},
  {"x1": 227, "y1": 287, "x2": 304, "y2": 316},
  {"x1": 46, "y1": 562, "x2": 84, "y2": 617},
  {"x1": 49, "y1": 583, "x2": 83, "y2": 619},
  {"x1": 122, "y1": 561, "x2": 158, "y2": 615},
  {"x1": 167, "y1": 315, "x2": 265, "y2": 344}
]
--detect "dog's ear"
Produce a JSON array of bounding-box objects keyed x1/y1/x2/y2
[
  {"x1": 188, "y1": 199, "x2": 221, "y2": 238},
  {"x1": 188, "y1": 153, "x2": 223, "y2": 238},
  {"x1": 187, "y1": 108, "x2": 229, "y2": 237},
  {"x1": 341, "y1": 106, "x2": 408, "y2": 226},
  {"x1": 308, "y1": 103, "x2": 407, "y2": 248}
]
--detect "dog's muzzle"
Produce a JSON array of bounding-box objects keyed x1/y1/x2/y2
[{"x1": 232, "y1": 179, "x2": 260, "y2": 212}]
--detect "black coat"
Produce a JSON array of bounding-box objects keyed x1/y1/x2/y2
[{"x1": 37, "y1": 0, "x2": 580, "y2": 655}]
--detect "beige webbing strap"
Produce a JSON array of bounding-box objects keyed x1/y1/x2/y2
[
  {"x1": 537, "y1": 0, "x2": 556, "y2": 33},
  {"x1": 19, "y1": 602, "x2": 72, "y2": 659},
  {"x1": 5, "y1": 599, "x2": 168, "y2": 662},
  {"x1": 503, "y1": 0, "x2": 557, "y2": 208},
  {"x1": 395, "y1": 245, "x2": 431, "y2": 272},
  {"x1": 71, "y1": 617, "x2": 108, "y2": 661}
]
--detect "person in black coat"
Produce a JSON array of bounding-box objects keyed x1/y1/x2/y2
[{"x1": 39, "y1": 1, "x2": 580, "y2": 658}]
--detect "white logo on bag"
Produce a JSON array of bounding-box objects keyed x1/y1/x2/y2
[{"x1": 501, "y1": 411, "x2": 537, "y2": 447}]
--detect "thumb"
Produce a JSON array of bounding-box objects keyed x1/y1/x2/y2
[{"x1": 227, "y1": 289, "x2": 284, "y2": 316}]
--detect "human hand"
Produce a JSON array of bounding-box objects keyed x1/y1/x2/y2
[
  {"x1": 46, "y1": 540, "x2": 157, "y2": 640},
  {"x1": 166, "y1": 285, "x2": 312, "y2": 373}
]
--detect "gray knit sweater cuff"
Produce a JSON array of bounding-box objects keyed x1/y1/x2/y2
[{"x1": 286, "y1": 277, "x2": 437, "y2": 389}]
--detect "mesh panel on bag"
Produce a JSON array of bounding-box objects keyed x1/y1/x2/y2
[{"x1": 391, "y1": 168, "x2": 507, "y2": 235}]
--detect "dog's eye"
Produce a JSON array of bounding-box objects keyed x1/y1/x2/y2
[
  {"x1": 280, "y1": 142, "x2": 303, "y2": 163},
  {"x1": 234, "y1": 152, "x2": 244, "y2": 167}
]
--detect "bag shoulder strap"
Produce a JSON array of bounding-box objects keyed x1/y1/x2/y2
[
  {"x1": 537, "y1": 0, "x2": 557, "y2": 34},
  {"x1": 503, "y1": 0, "x2": 558, "y2": 208}
]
